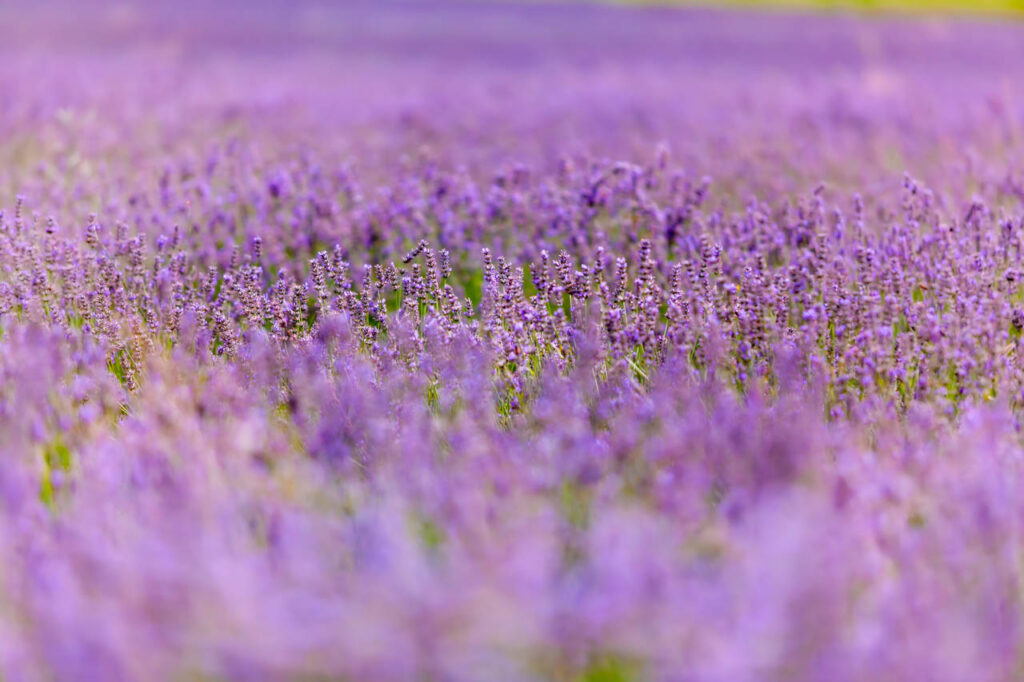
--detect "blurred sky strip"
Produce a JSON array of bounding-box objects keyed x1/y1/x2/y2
[{"x1": 0, "y1": 0, "x2": 1021, "y2": 58}]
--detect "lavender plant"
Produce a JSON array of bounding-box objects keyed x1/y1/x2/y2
[{"x1": 0, "y1": 1, "x2": 1023, "y2": 680}]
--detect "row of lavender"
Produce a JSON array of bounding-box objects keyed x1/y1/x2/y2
[{"x1": 3, "y1": 2, "x2": 1024, "y2": 680}]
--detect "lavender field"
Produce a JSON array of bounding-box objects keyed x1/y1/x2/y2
[{"x1": 6, "y1": 1, "x2": 1024, "y2": 679}]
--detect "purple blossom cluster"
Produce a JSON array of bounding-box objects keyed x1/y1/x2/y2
[{"x1": 4, "y1": 2, "x2": 1024, "y2": 680}]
